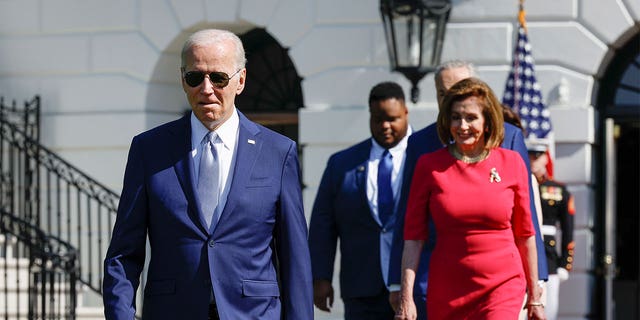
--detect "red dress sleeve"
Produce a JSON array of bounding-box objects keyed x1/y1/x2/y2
[{"x1": 510, "y1": 150, "x2": 535, "y2": 237}]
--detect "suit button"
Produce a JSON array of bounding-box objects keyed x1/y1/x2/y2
[
  {"x1": 382, "y1": 228, "x2": 387, "y2": 233},
  {"x1": 209, "y1": 240, "x2": 215, "y2": 247}
]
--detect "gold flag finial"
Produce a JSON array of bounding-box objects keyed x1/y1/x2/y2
[{"x1": 518, "y1": 0, "x2": 527, "y2": 31}]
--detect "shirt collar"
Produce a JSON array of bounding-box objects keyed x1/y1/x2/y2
[
  {"x1": 214, "y1": 109, "x2": 239, "y2": 150},
  {"x1": 190, "y1": 108, "x2": 240, "y2": 150}
]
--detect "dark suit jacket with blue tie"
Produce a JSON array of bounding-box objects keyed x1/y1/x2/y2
[
  {"x1": 103, "y1": 111, "x2": 313, "y2": 320},
  {"x1": 388, "y1": 122, "x2": 549, "y2": 310},
  {"x1": 309, "y1": 139, "x2": 396, "y2": 300}
]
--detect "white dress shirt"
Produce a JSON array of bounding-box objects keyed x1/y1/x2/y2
[
  {"x1": 191, "y1": 109, "x2": 239, "y2": 228},
  {"x1": 366, "y1": 127, "x2": 412, "y2": 224}
]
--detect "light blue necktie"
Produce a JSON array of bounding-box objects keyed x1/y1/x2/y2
[
  {"x1": 197, "y1": 131, "x2": 220, "y2": 229},
  {"x1": 378, "y1": 150, "x2": 393, "y2": 226}
]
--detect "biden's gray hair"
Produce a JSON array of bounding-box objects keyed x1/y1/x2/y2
[{"x1": 181, "y1": 29, "x2": 246, "y2": 70}]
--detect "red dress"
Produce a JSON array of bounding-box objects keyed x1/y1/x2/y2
[{"x1": 404, "y1": 148, "x2": 534, "y2": 320}]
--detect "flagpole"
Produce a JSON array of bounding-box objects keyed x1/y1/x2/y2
[
  {"x1": 512, "y1": 0, "x2": 525, "y2": 116},
  {"x1": 517, "y1": 0, "x2": 554, "y2": 176}
]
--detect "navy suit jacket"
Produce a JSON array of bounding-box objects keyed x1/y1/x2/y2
[
  {"x1": 308, "y1": 139, "x2": 397, "y2": 299},
  {"x1": 388, "y1": 122, "x2": 549, "y2": 298},
  {"x1": 103, "y1": 112, "x2": 313, "y2": 320}
]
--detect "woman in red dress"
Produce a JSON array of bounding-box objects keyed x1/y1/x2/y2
[{"x1": 395, "y1": 78, "x2": 546, "y2": 320}]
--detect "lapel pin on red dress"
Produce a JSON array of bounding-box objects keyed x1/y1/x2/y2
[{"x1": 490, "y1": 167, "x2": 502, "y2": 183}]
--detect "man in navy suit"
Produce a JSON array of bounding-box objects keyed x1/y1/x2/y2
[
  {"x1": 309, "y1": 82, "x2": 412, "y2": 319},
  {"x1": 103, "y1": 29, "x2": 313, "y2": 320},
  {"x1": 388, "y1": 60, "x2": 548, "y2": 318}
]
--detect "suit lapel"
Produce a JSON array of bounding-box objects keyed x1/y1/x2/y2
[
  {"x1": 171, "y1": 116, "x2": 210, "y2": 235},
  {"x1": 354, "y1": 141, "x2": 383, "y2": 227},
  {"x1": 214, "y1": 112, "x2": 261, "y2": 230}
]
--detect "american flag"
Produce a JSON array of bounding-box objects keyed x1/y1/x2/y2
[
  {"x1": 502, "y1": 23, "x2": 552, "y2": 140},
  {"x1": 503, "y1": 10, "x2": 555, "y2": 178}
]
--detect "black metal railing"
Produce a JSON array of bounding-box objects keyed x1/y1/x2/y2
[
  {"x1": 0, "y1": 96, "x2": 118, "y2": 304},
  {"x1": 0, "y1": 208, "x2": 78, "y2": 319}
]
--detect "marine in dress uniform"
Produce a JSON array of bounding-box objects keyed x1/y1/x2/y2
[{"x1": 539, "y1": 180, "x2": 575, "y2": 275}]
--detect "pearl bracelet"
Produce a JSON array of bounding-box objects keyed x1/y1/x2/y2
[{"x1": 527, "y1": 302, "x2": 544, "y2": 307}]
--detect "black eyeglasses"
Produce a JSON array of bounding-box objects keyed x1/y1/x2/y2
[{"x1": 183, "y1": 69, "x2": 242, "y2": 88}]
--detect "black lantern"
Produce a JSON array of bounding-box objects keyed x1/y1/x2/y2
[{"x1": 380, "y1": 0, "x2": 451, "y2": 103}]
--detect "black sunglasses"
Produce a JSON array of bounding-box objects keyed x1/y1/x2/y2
[{"x1": 183, "y1": 69, "x2": 241, "y2": 88}]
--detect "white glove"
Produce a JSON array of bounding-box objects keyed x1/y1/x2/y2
[{"x1": 557, "y1": 267, "x2": 569, "y2": 282}]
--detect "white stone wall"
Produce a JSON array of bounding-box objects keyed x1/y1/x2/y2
[{"x1": 0, "y1": 0, "x2": 638, "y2": 319}]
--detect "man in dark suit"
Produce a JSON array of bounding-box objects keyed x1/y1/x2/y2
[
  {"x1": 103, "y1": 29, "x2": 313, "y2": 320},
  {"x1": 388, "y1": 60, "x2": 548, "y2": 318},
  {"x1": 309, "y1": 82, "x2": 411, "y2": 320}
]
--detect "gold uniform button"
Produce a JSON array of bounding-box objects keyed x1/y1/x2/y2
[{"x1": 549, "y1": 240, "x2": 556, "y2": 246}]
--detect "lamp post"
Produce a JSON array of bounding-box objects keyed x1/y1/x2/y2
[{"x1": 380, "y1": 0, "x2": 451, "y2": 103}]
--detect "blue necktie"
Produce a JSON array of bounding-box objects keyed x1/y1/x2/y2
[
  {"x1": 378, "y1": 150, "x2": 393, "y2": 226},
  {"x1": 197, "y1": 131, "x2": 220, "y2": 229}
]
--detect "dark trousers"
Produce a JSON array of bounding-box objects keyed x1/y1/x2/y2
[
  {"x1": 344, "y1": 290, "x2": 395, "y2": 320},
  {"x1": 415, "y1": 293, "x2": 427, "y2": 320},
  {"x1": 208, "y1": 303, "x2": 219, "y2": 320}
]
